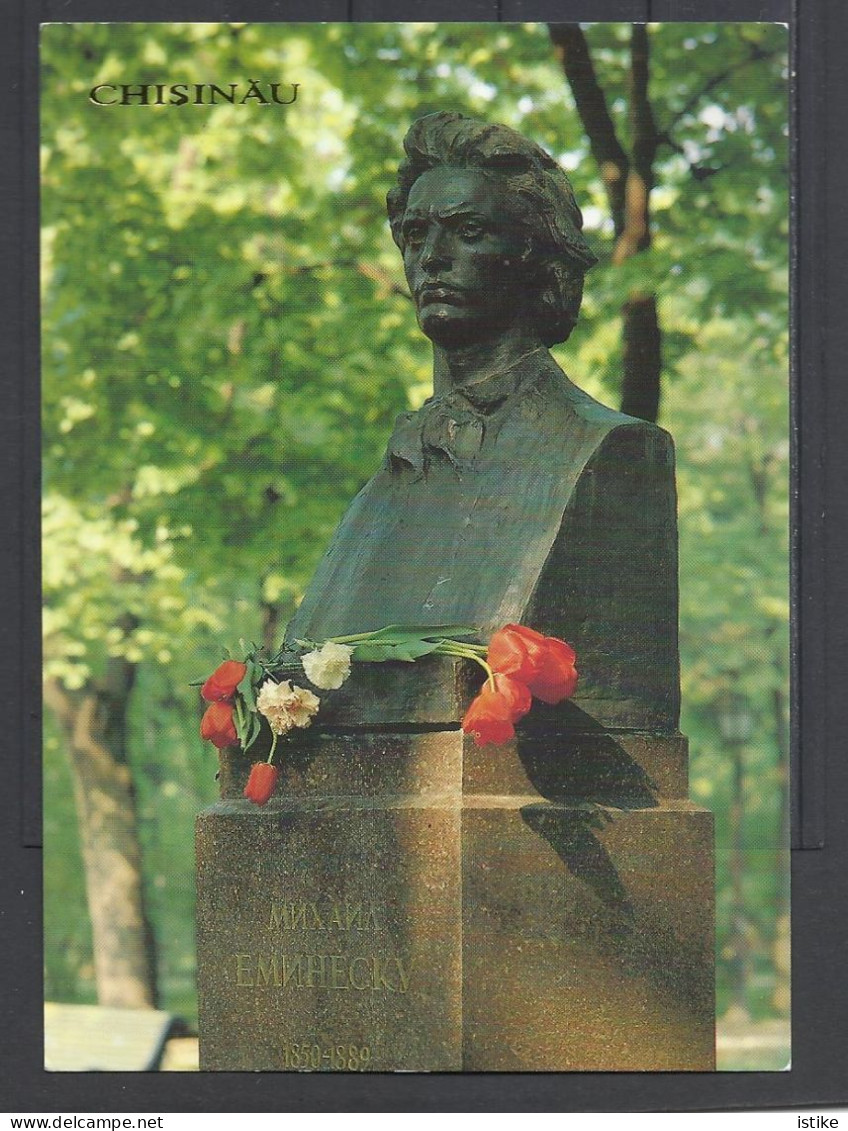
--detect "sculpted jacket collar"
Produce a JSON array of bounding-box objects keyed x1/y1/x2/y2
[{"x1": 387, "y1": 347, "x2": 547, "y2": 475}]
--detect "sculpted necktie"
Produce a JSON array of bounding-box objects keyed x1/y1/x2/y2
[{"x1": 387, "y1": 351, "x2": 544, "y2": 476}]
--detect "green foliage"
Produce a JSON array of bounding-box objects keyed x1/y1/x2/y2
[{"x1": 41, "y1": 22, "x2": 789, "y2": 1033}]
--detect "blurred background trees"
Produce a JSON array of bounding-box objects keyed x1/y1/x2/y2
[{"x1": 41, "y1": 21, "x2": 789, "y2": 1063}]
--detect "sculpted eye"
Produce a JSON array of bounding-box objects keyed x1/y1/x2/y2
[
  {"x1": 402, "y1": 223, "x2": 425, "y2": 247},
  {"x1": 459, "y1": 223, "x2": 484, "y2": 240}
]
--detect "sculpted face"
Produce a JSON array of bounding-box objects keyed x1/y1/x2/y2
[{"x1": 400, "y1": 167, "x2": 532, "y2": 348}]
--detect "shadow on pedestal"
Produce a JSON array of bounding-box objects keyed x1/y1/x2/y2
[{"x1": 196, "y1": 660, "x2": 715, "y2": 1072}]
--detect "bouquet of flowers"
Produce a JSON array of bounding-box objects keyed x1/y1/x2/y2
[{"x1": 198, "y1": 623, "x2": 577, "y2": 807}]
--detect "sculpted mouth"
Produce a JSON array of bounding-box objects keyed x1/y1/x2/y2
[{"x1": 418, "y1": 285, "x2": 465, "y2": 306}]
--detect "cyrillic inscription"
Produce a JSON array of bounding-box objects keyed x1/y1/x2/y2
[
  {"x1": 268, "y1": 899, "x2": 382, "y2": 931},
  {"x1": 230, "y1": 896, "x2": 408, "y2": 995},
  {"x1": 233, "y1": 952, "x2": 411, "y2": 993}
]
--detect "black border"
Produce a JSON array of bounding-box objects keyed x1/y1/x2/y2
[{"x1": 7, "y1": 0, "x2": 847, "y2": 1112}]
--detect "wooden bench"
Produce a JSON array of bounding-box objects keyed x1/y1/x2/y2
[{"x1": 44, "y1": 1003, "x2": 184, "y2": 1071}]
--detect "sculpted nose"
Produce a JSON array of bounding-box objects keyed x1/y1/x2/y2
[{"x1": 421, "y1": 229, "x2": 451, "y2": 272}]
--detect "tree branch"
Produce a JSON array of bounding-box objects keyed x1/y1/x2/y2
[
  {"x1": 291, "y1": 257, "x2": 412, "y2": 302},
  {"x1": 662, "y1": 44, "x2": 783, "y2": 136},
  {"x1": 355, "y1": 261, "x2": 413, "y2": 302},
  {"x1": 548, "y1": 23, "x2": 630, "y2": 238}
]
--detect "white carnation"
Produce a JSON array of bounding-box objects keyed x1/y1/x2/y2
[
  {"x1": 287, "y1": 684, "x2": 321, "y2": 728},
  {"x1": 301, "y1": 642, "x2": 354, "y2": 689},
  {"x1": 256, "y1": 679, "x2": 321, "y2": 735}
]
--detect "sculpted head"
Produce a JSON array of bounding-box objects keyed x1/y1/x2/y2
[{"x1": 387, "y1": 112, "x2": 597, "y2": 349}]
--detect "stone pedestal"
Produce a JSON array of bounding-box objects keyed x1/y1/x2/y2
[{"x1": 196, "y1": 661, "x2": 715, "y2": 1071}]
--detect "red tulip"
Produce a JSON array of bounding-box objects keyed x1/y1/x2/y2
[
  {"x1": 244, "y1": 762, "x2": 279, "y2": 806},
  {"x1": 487, "y1": 623, "x2": 548, "y2": 683},
  {"x1": 200, "y1": 700, "x2": 238, "y2": 749},
  {"x1": 488, "y1": 624, "x2": 578, "y2": 706},
  {"x1": 528, "y1": 637, "x2": 578, "y2": 704},
  {"x1": 461, "y1": 673, "x2": 532, "y2": 747},
  {"x1": 201, "y1": 660, "x2": 247, "y2": 703}
]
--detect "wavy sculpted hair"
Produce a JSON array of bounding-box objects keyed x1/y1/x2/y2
[{"x1": 387, "y1": 112, "x2": 598, "y2": 347}]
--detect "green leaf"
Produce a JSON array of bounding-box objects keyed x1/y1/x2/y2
[
  {"x1": 355, "y1": 623, "x2": 477, "y2": 643},
  {"x1": 351, "y1": 639, "x2": 442, "y2": 662},
  {"x1": 242, "y1": 659, "x2": 258, "y2": 715},
  {"x1": 233, "y1": 700, "x2": 248, "y2": 748},
  {"x1": 244, "y1": 713, "x2": 260, "y2": 753}
]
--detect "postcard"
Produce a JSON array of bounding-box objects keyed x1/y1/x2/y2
[{"x1": 40, "y1": 20, "x2": 789, "y2": 1073}]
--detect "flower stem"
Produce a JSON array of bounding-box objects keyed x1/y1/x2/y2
[
  {"x1": 434, "y1": 642, "x2": 496, "y2": 691},
  {"x1": 480, "y1": 658, "x2": 496, "y2": 692},
  {"x1": 266, "y1": 733, "x2": 279, "y2": 765}
]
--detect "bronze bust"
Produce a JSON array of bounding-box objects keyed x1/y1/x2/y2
[{"x1": 286, "y1": 112, "x2": 679, "y2": 732}]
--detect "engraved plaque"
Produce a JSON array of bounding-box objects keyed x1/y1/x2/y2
[{"x1": 197, "y1": 792, "x2": 463, "y2": 1071}]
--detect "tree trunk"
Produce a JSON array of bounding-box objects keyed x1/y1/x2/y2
[
  {"x1": 261, "y1": 600, "x2": 281, "y2": 656},
  {"x1": 550, "y1": 23, "x2": 662, "y2": 424},
  {"x1": 621, "y1": 295, "x2": 662, "y2": 422},
  {"x1": 613, "y1": 24, "x2": 657, "y2": 265},
  {"x1": 44, "y1": 658, "x2": 158, "y2": 1009},
  {"x1": 614, "y1": 26, "x2": 661, "y2": 424},
  {"x1": 548, "y1": 24, "x2": 629, "y2": 237}
]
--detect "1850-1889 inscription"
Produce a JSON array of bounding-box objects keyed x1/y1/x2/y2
[{"x1": 281, "y1": 1042, "x2": 372, "y2": 1070}]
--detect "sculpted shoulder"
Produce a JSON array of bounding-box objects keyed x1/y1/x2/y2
[{"x1": 537, "y1": 351, "x2": 673, "y2": 452}]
